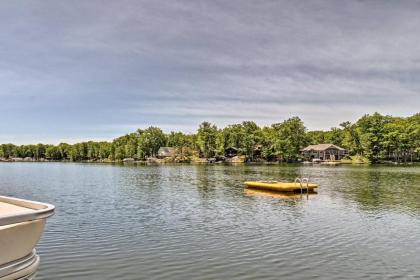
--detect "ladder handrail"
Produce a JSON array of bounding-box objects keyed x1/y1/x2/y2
[
  {"x1": 294, "y1": 177, "x2": 310, "y2": 199},
  {"x1": 294, "y1": 178, "x2": 302, "y2": 195},
  {"x1": 302, "y1": 177, "x2": 309, "y2": 199}
]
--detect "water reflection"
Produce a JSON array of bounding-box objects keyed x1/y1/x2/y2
[
  {"x1": 335, "y1": 166, "x2": 420, "y2": 213},
  {"x1": 244, "y1": 188, "x2": 318, "y2": 200},
  {"x1": 194, "y1": 165, "x2": 218, "y2": 200}
]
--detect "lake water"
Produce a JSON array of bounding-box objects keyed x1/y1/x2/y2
[{"x1": 0, "y1": 163, "x2": 419, "y2": 279}]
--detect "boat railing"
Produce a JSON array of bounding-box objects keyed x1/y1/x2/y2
[{"x1": 0, "y1": 196, "x2": 55, "y2": 227}]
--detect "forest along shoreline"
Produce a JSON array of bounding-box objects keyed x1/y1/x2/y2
[{"x1": 1, "y1": 112, "x2": 419, "y2": 165}]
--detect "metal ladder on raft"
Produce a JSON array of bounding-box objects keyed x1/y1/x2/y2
[{"x1": 294, "y1": 177, "x2": 310, "y2": 199}]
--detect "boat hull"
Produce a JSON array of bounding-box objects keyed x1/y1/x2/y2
[
  {"x1": 0, "y1": 220, "x2": 45, "y2": 266},
  {"x1": 0, "y1": 196, "x2": 54, "y2": 280},
  {"x1": 0, "y1": 251, "x2": 39, "y2": 280}
]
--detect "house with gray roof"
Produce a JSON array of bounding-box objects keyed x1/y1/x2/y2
[
  {"x1": 301, "y1": 144, "x2": 347, "y2": 161},
  {"x1": 157, "y1": 147, "x2": 176, "y2": 158}
]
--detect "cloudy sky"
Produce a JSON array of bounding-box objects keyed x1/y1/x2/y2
[{"x1": 1, "y1": 1, "x2": 419, "y2": 144}]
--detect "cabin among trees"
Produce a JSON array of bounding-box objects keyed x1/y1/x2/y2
[
  {"x1": 224, "y1": 147, "x2": 239, "y2": 158},
  {"x1": 223, "y1": 146, "x2": 262, "y2": 161},
  {"x1": 302, "y1": 144, "x2": 347, "y2": 161},
  {"x1": 157, "y1": 147, "x2": 176, "y2": 158}
]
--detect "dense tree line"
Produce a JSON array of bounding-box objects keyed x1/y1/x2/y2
[{"x1": 1, "y1": 113, "x2": 419, "y2": 163}]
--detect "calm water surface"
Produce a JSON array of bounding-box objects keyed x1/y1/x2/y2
[{"x1": 0, "y1": 163, "x2": 419, "y2": 279}]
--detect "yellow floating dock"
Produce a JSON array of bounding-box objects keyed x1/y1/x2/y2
[{"x1": 244, "y1": 181, "x2": 318, "y2": 192}]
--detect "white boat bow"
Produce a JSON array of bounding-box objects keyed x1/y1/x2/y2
[{"x1": 0, "y1": 196, "x2": 54, "y2": 280}]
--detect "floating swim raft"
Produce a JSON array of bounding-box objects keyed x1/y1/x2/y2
[{"x1": 244, "y1": 181, "x2": 318, "y2": 192}]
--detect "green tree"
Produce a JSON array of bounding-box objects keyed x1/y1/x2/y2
[
  {"x1": 215, "y1": 129, "x2": 225, "y2": 156},
  {"x1": 356, "y1": 113, "x2": 391, "y2": 162},
  {"x1": 167, "y1": 132, "x2": 192, "y2": 149},
  {"x1": 271, "y1": 117, "x2": 307, "y2": 162},
  {"x1": 58, "y1": 143, "x2": 70, "y2": 160},
  {"x1": 196, "y1": 122, "x2": 218, "y2": 158},
  {"x1": 2, "y1": 144, "x2": 17, "y2": 158},
  {"x1": 340, "y1": 121, "x2": 363, "y2": 156},
  {"x1": 327, "y1": 127, "x2": 344, "y2": 146},
  {"x1": 240, "y1": 121, "x2": 261, "y2": 160},
  {"x1": 306, "y1": 130, "x2": 327, "y2": 145},
  {"x1": 137, "y1": 127, "x2": 166, "y2": 159},
  {"x1": 260, "y1": 127, "x2": 275, "y2": 160},
  {"x1": 98, "y1": 142, "x2": 112, "y2": 160},
  {"x1": 69, "y1": 143, "x2": 88, "y2": 161},
  {"x1": 407, "y1": 114, "x2": 420, "y2": 161},
  {"x1": 222, "y1": 124, "x2": 243, "y2": 151},
  {"x1": 45, "y1": 145, "x2": 61, "y2": 160},
  {"x1": 34, "y1": 144, "x2": 46, "y2": 160}
]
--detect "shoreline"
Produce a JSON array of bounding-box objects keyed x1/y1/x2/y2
[{"x1": 0, "y1": 158, "x2": 418, "y2": 166}]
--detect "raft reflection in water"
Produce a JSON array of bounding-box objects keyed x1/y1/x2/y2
[{"x1": 244, "y1": 188, "x2": 318, "y2": 199}]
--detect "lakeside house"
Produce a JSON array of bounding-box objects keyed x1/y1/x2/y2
[
  {"x1": 224, "y1": 145, "x2": 262, "y2": 159},
  {"x1": 157, "y1": 147, "x2": 176, "y2": 158},
  {"x1": 301, "y1": 144, "x2": 347, "y2": 161},
  {"x1": 225, "y1": 147, "x2": 239, "y2": 158}
]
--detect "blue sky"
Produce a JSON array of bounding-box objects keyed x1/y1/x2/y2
[{"x1": 1, "y1": 1, "x2": 419, "y2": 144}]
